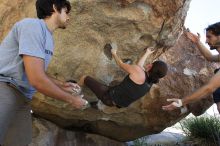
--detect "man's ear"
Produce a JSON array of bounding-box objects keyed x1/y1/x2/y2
[
  {"x1": 53, "y1": 4, "x2": 58, "y2": 12},
  {"x1": 145, "y1": 64, "x2": 153, "y2": 71}
]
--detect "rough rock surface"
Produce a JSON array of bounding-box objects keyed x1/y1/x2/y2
[
  {"x1": 0, "y1": 0, "x2": 214, "y2": 142},
  {"x1": 0, "y1": 0, "x2": 36, "y2": 40},
  {"x1": 30, "y1": 117, "x2": 125, "y2": 146}
]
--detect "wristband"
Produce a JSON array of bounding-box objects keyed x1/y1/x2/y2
[
  {"x1": 171, "y1": 99, "x2": 183, "y2": 107},
  {"x1": 167, "y1": 98, "x2": 183, "y2": 107}
]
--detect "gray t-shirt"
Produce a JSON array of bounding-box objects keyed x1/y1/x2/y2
[{"x1": 0, "y1": 18, "x2": 54, "y2": 99}]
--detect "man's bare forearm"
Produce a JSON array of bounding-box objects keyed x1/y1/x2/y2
[
  {"x1": 182, "y1": 84, "x2": 213, "y2": 106},
  {"x1": 196, "y1": 41, "x2": 213, "y2": 61},
  {"x1": 32, "y1": 75, "x2": 79, "y2": 105},
  {"x1": 48, "y1": 76, "x2": 64, "y2": 87}
]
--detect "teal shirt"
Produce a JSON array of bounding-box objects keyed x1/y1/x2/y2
[{"x1": 0, "y1": 18, "x2": 54, "y2": 98}]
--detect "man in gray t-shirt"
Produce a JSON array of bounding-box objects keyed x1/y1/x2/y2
[
  {"x1": 0, "y1": 0, "x2": 87, "y2": 146},
  {"x1": 0, "y1": 18, "x2": 54, "y2": 98}
]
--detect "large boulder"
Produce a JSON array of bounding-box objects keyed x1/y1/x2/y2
[
  {"x1": 0, "y1": 0, "x2": 214, "y2": 142},
  {"x1": 32, "y1": 33, "x2": 214, "y2": 142}
]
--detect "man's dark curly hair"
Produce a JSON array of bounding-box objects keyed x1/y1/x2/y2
[
  {"x1": 36, "y1": 0, "x2": 71, "y2": 19},
  {"x1": 206, "y1": 22, "x2": 220, "y2": 36}
]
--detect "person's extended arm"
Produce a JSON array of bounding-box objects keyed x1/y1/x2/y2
[
  {"x1": 48, "y1": 76, "x2": 64, "y2": 87},
  {"x1": 162, "y1": 73, "x2": 220, "y2": 111},
  {"x1": 48, "y1": 76, "x2": 81, "y2": 94},
  {"x1": 186, "y1": 31, "x2": 220, "y2": 62},
  {"x1": 111, "y1": 43, "x2": 137, "y2": 74},
  {"x1": 23, "y1": 55, "x2": 87, "y2": 109},
  {"x1": 137, "y1": 47, "x2": 154, "y2": 68}
]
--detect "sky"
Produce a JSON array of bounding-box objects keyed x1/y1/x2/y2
[{"x1": 184, "y1": 0, "x2": 220, "y2": 115}]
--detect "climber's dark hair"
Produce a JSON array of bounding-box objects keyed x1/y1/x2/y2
[{"x1": 147, "y1": 60, "x2": 168, "y2": 84}]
